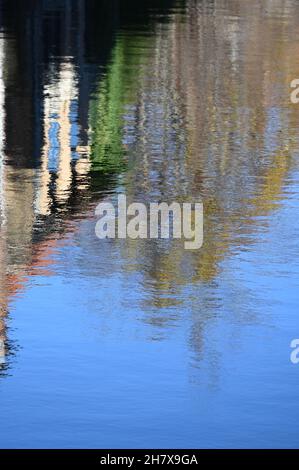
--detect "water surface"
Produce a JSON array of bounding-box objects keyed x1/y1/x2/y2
[{"x1": 0, "y1": 0, "x2": 299, "y2": 448}]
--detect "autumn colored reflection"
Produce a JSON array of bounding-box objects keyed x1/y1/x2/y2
[{"x1": 0, "y1": 0, "x2": 299, "y2": 448}]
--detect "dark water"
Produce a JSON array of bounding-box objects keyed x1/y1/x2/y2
[{"x1": 0, "y1": 0, "x2": 299, "y2": 448}]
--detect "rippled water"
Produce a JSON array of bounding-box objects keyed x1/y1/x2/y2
[{"x1": 0, "y1": 0, "x2": 299, "y2": 448}]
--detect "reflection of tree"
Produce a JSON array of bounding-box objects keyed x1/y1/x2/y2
[{"x1": 1, "y1": 0, "x2": 299, "y2": 373}]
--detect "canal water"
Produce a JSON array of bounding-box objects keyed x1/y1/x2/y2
[{"x1": 0, "y1": 0, "x2": 298, "y2": 448}]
